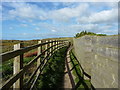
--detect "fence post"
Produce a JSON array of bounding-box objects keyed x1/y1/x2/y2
[
  {"x1": 37, "y1": 40, "x2": 42, "y2": 76},
  {"x1": 58, "y1": 40, "x2": 60, "y2": 50},
  {"x1": 47, "y1": 40, "x2": 50, "y2": 56},
  {"x1": 49, "y1": 40, "x2": 52, "y2": 56},
  {"x1": 56, "y1": 40, "x2": 58, "y2": 51},
  {"x1": 53, "y1": 40, "x2": 55, "y2": 53},
  {"x1": 45, "y1": 40, "x2": 48, "y2": 63},
  {"x1": 57, "y1": 40, "x2": 59, "y2": 50},
  {"x1": 13, "y1": 43, "x2": 23, "y2": 89}
]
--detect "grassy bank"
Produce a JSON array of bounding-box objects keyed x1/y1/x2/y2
[{"x1": 36, "y1": 46, "x2": 68, "y2": 89}]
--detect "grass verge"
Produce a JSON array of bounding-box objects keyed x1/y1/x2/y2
[{"x1": 36, "y1": 46, "x2": 68, "y2": 89}]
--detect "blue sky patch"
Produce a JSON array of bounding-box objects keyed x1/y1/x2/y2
[{"x1": 1, "y1": 2, "x2": 118, "y2": 40}]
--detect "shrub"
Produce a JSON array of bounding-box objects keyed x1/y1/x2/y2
[{"x1": 75, "y1": 31, "x2": 106, "y2": 38}]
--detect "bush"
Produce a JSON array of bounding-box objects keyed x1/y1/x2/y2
[{"x1": 75, "y1": 31, "x2": 106, "y2": 38}]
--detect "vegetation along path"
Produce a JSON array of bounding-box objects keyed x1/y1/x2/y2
[{"x1": 32, "y1": 44, "x2": 91, "y2": 89}]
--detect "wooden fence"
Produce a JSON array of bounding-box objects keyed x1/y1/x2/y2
[{"x1": 1, "y1": 40, "x2": 69, "y2": 90}]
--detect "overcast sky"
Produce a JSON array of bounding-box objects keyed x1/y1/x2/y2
[{"x1": 1, "y1": 2, "x2": 118, "y2": 40}]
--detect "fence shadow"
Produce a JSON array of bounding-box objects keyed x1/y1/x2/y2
[{"x1": 69, "y1": 50, "x2": 92, "y2": 90}]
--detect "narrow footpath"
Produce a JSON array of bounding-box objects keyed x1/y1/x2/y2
[{"x1": 63, "y1": 45, "x2": 75, "y2": 89}]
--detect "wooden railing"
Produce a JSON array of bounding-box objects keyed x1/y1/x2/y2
[{"x1": 1, "y1": 40, "x2": 69, "y2": 90}]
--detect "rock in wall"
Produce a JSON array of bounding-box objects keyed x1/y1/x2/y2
[{"x1": 73, "y1": 35, "x2": 119, "y2": 88}]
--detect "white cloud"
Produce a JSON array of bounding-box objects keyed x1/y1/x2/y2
[
  {"x1": 59, "y1": 23, "x2": 117, "y2": 35},
  {"x1": 89, "y1": 9, "x2": 118, "y2": 23},
  {"x1": 49, "y1": 3, "x2": 89, "y2": 22},
  {"x1": 9, "y1": 27, "x2": 13, "y2": 30},
  {"x1": 22, "y1": 33, "x2": 27, "y2": 35},
  {"x1": 7, "y1": 2, "x2": 48, "y2": 20},
  {"x1": 77, "y1": 8, "x2": 118, "y2": 24},
  {"x1": 3, "y1": 2, "x2": 89, "y2": 23},
  {"x1": 3, "y1": 2, "x2": 117, "y2": 24},
  {"x1": 21, "y1": 24, "x2": 28, "y2": 27},
  {"x1": 51, "y1": 29, "x2": 56, "y2": 32},
  {"x1": 2, "y1": 2, "x2": 118, "y2": 37},
  {"x1": 32, "y1": 23, "x2": 37, "y2": 26},
  {"x1": 35, "y1": 27, "x2": 40, "y2": 31}
]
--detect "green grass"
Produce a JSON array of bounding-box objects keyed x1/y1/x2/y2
[
  {"x1": 36, "y1": 47, "x2": 68, "y2": 89},
  {"x1": 70, "y1": 49, "x2": 91, "y2": 89},
  {"x1": 23, "y1": 56, "x2": 36, "y2": 66},
  {"x1": 2, "y1": 59, "x2": 13, "y2": 80},
  {"x1": 1, "y1": 56, "x2": 36, "y2": 82}
]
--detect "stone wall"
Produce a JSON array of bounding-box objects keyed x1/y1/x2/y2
[{"x1": 73, "y1": 35, "x2": 119, "y2": 88}]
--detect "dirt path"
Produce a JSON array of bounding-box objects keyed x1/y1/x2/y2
[{"x1": 63, "y1": 46, "x2": 75, "y2": 89}]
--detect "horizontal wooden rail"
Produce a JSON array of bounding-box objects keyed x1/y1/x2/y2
[
  {"x1": 30, "y1": 45, "x2": 67, "y2": 90},
  {"x1": 1, "y1": 40, "x2": 69, "y2": 89},
  {"x1": 24, "y1": 44, "x2": 65, "y2": 85},
  {"x1": 26, "y1": 45, "x2": 67, "y2": 89},
  {"x1": 1, "y1": 40, "x2": 67, "y2": 62}
]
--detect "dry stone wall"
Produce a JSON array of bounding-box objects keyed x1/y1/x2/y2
[{"x1": 73, "y1": 35, "x2": 119, "y2": 88}]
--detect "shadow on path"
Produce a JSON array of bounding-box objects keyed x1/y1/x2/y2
[
  {"x1": 65, "y1": 45, "x2": 95, "y2": 90},
  {"x1": 70, "y1": 50, "x2": 89, "y2": 90}
]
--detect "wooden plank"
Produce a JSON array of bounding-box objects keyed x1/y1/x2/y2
[
  {"x1": 56, "y1": 40, "x2": 58, "y2": 50},
  {"x1": 44, "y1": 40, "x2": 48, "y2": 64},
  {"x1": 37, "y1": 40, "x2": 42, "y2": 76},
  {"x1": 52, "y1": 40, "x2": 55, "y2": 53},
  {"x1": 55, "y1": 40, "x2": 57, "y2": 51},
  {"x1": 1, "y1": 47, "x2": 48, "y2": 89},
  {"x1": 13, "y1": 43, "x2": 23, "y2": 89},
  {"x1": 49, "y1": 40, "x2": 52, "y2": 56},
  {"x1": 1, "y1": 69, "x2": 24, "y2": 89},
  {"x1": 58, "y1": 41, "x2": 60, "y2": 50}
]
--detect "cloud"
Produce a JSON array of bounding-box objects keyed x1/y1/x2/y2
[
  {"x1": 49, "y1": 3, "x2": 89, "y2": 22},
  {"x1": 35, "y1": 27, "x2": 40, "y2": 31},
  {"x1": 21, "y1": 24, "x2": 28, "y2": 27},
  {"x1": 51, "y1": 29, "x2": 56, "y2": 32},
  {"x1": 89, "y1": 9, "x2": 118, "y2": 23},
  {"x1": 22, "y1": 33, "x2": 27, "y2": 35},
  {"x1": 9, "y1": 27, "x2": 13, "y2": 30},
  {"x1": 3, "y1": 2, "x2": 117, "y2": 24},
  {"x1": 4, "y1": 2, "x2": 48, "y2": 21},
  {"x1": 77, "y1": 8, "x2": 118, "y2": 24},
  {"x1": 3, "y1": 2, "x2": 89, "y2": 23},
  {"x1": 2, "y1": 2, "x2": 118, "y2": 40},
  {"x1": 60, "y1": 23, "x2": 117, "y2": 35}
]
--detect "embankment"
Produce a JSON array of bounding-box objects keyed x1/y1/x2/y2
[{"x1": 73, "y1": 35, "x2": 119, "y2": 88}]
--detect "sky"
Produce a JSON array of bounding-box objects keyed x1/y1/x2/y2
[{"x1": 1, "y1": 2, "x2": 118, "y2": 40}]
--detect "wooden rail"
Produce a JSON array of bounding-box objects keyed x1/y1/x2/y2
[{"x1": 1, "y1": 40, "x2": 69, "y2": 90}]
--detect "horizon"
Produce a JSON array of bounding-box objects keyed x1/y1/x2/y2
[{"x1": 1, "y1": 2, "x2": 118, "y2": 40}]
